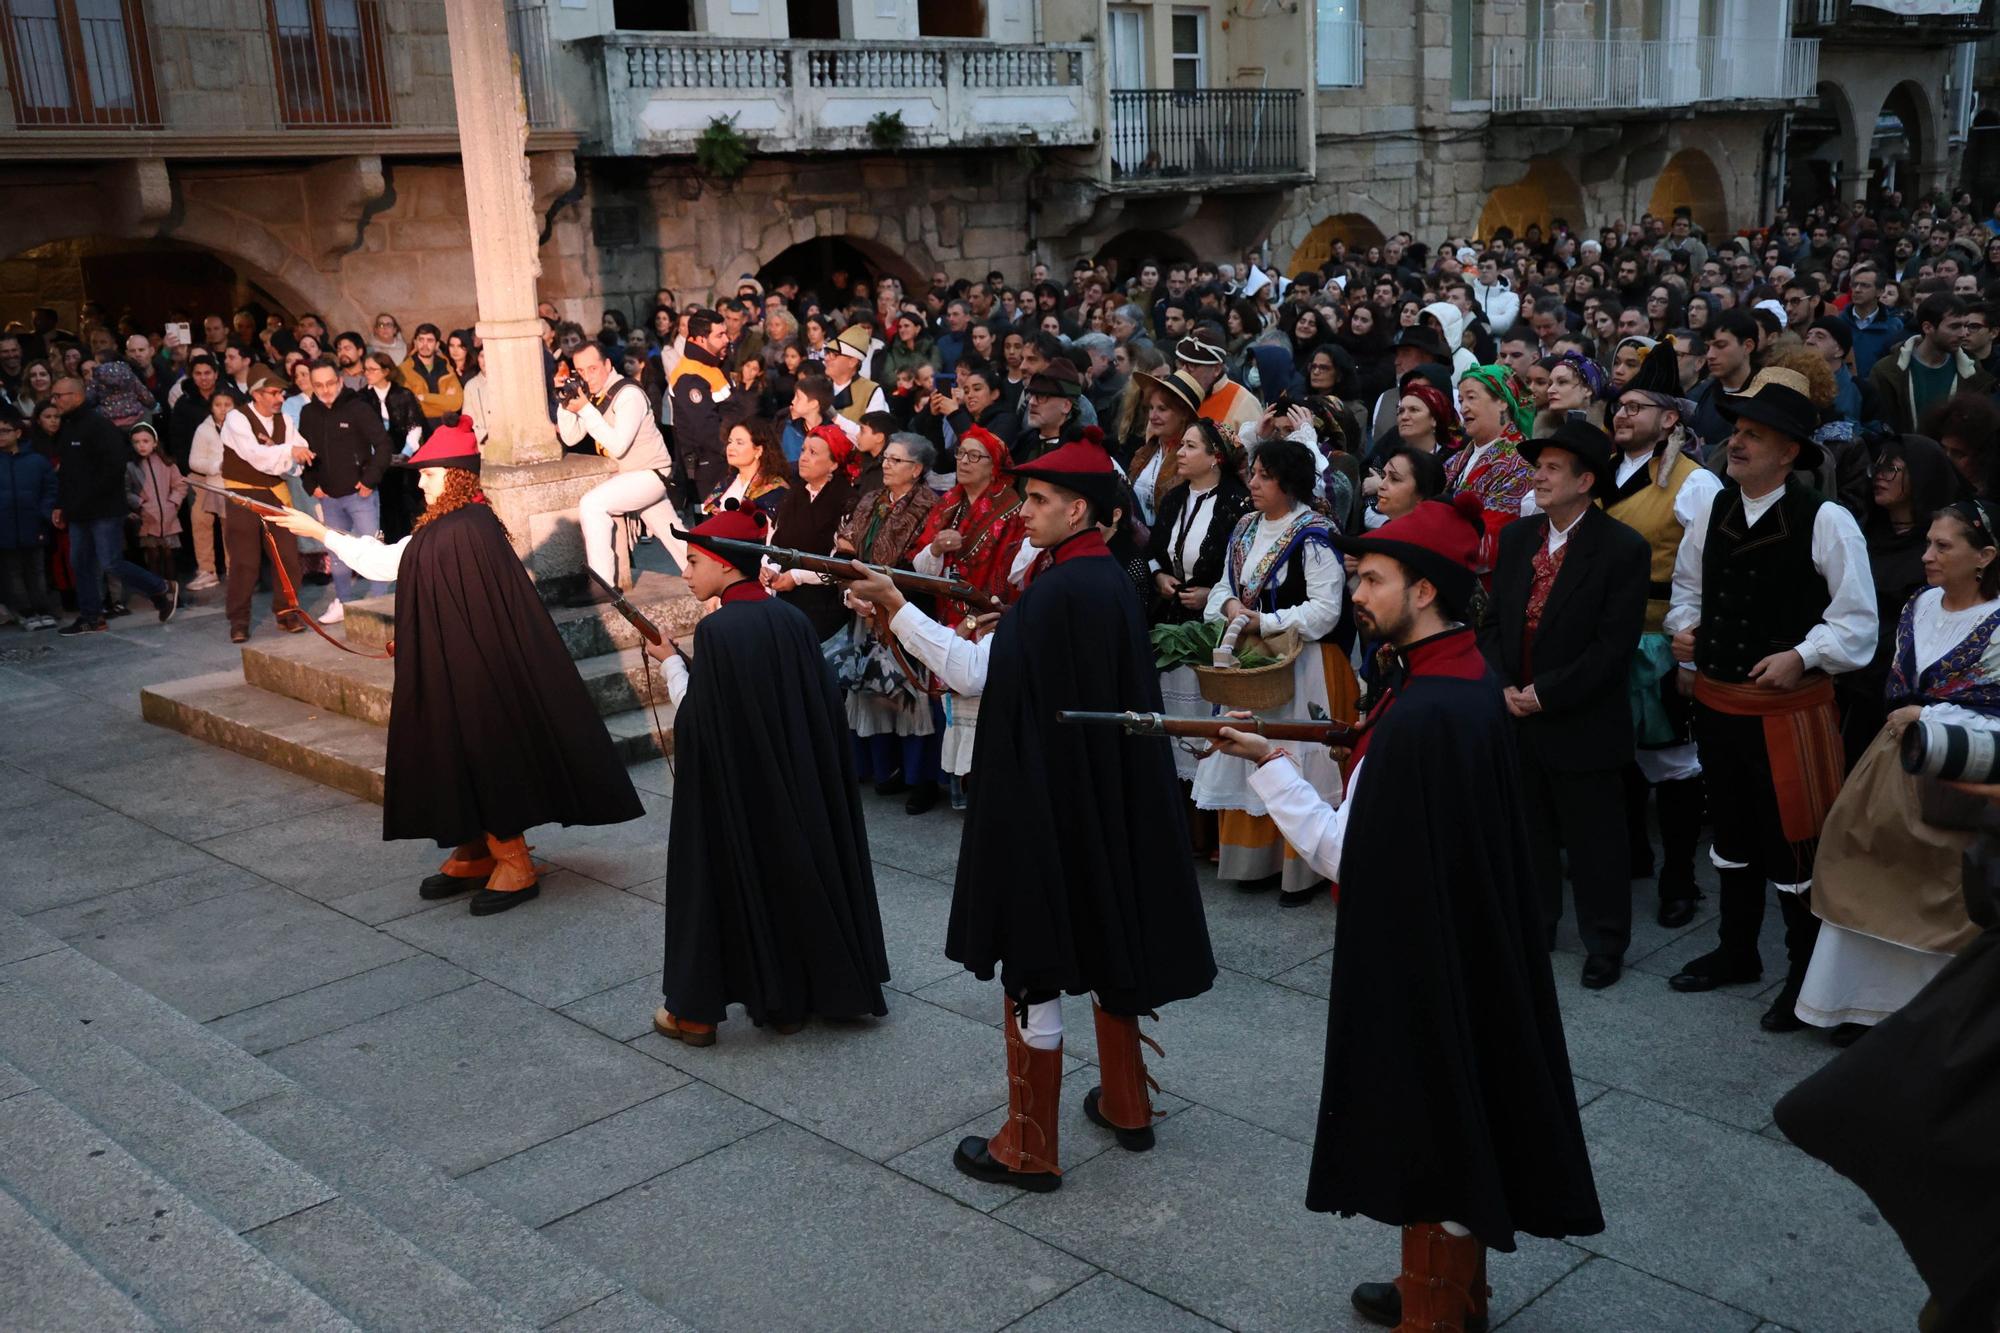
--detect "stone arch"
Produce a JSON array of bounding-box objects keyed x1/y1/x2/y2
[
  {"x1": 1092, "y1": 227, "x2": 1197, "y2": 279},
  {"x1": 1877, "y1": 78, "x2": 1941, "y2": 196},
  {"x1": 754, "y1": 233, "x2": 926, "y2": 302},
  {"x1": 1646, "y1": 148, "x2": 1730, "y2": 236},
  {"x1": 1477, "y1": 158, "x2": 1586, "y2": 243},
  {"x1": 1287, "y1": 212, "x2": 1387, "y2": 275}
]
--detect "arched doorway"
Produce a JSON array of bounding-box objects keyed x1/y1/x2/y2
[
  {"x1": 1288, "y1": 212, "x2": 1386, "y2": 275},
  {"x1": 1092, "y1": 227, "x2": 1197, "y2": 283},
  {"x1": 0, "y1": 236, "x2": 299, "y2": 337},
  {"x1": 1646, "y1": 149, "x2": 1729, "y2": 237},
  {"x1": 1874, "y1": 80, "x2": 1933, "y2": 198},
  {"x1": 756, "y1": 235, "x2": 924, "y2": 307},
  {"x1": 1784, "y1": 80, "x2": 1852, "y2": 217},
  {"x1": 1477, "y1": 159, "x2": 1586, "y2": 242}
]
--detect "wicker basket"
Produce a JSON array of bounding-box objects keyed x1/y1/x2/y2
[{"x1": 1193, "y1": 628, "x2": 1301, "y2": 711}]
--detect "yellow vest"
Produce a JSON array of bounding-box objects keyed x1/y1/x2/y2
[
  {"x1": 836, "y1": 375, "x2": 879, "y2": 424},
  {"x1": 1606, "y1": 450, "x2": 1698, "y2": 635}
]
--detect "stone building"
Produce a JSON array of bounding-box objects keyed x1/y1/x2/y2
[{"x1": 0, "y1": 0, "x2": 1989, "y2": 336}]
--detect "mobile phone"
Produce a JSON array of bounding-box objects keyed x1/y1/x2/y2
[
  {"x1": 934, "y1": 372, "x2": 956, "y2": 391},
  {"x1": 165, "y1": 322, "x2": 190, "y2": 348}
]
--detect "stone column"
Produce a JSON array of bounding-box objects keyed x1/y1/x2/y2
[{"x1": 441, "y1": 0, "x2": 614, "y2": 597}]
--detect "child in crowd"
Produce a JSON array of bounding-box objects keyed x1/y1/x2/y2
[
  {"x1": 126, "y1": 422, "x2": 187, "y2": 586},
  {"x1": 184, "y1": 385, "x2": 234, "y2": 591},
  {"x1": 0, "y1": 413, "x2": 61, "y2": 629}
]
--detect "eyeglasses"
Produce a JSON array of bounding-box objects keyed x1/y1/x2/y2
[
  {"x1": 883, "y1": 454, "x2": 920, "y2": 467},
  {"x1": 1613, "y1": 401, "x2": 1658, "y2": 416},
  {"x1": 1873, "y1": 462, "x2": 1907, "y2": 479},
  {"x1": 957, "y1": 450, "x2": 991, "y2": 464}
]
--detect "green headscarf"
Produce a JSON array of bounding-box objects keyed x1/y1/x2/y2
[{"x1": 1459, "y1": 364, "x2": 1532, "y2": 437}]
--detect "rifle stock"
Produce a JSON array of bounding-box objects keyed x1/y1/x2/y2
[
  {"x1": 190, "y1": 478, "x2": 289, "y2": 518},
  {"x1": 587, "y1": 568, "x2": 664, "y2": 645},
  {"x1": 671, "y1": 531, "x2": 1002, "y2": 611},
  {"x1": 1056, "y1": 710, "x2": 1368, "y2": 746}
]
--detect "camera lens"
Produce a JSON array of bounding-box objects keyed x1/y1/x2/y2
[{"x1": 1903, "y1": 718, "x2": 2000, "y2": 783}]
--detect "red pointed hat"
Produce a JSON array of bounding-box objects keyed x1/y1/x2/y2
[
  {"x1": 404, "y1": 418, "x2": 480, "y2": 472},
  {"x1": 685, "y1": 502, "x2": 770, "y2": 575},
  {"x1": 1012, "y1": 427, "x2": 1119, "y2": 508},
  {"x1": 1332, "y1": 492, "x2": 1485, "y2": 613}
]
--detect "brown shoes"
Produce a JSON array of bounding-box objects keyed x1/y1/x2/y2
[
  {"x1": 1084, "y1": 1004, "x2": 1163, "y2": 1152},
  {"x1": 653, "y1": 1007, "x2": 717, "y2": 1047}
]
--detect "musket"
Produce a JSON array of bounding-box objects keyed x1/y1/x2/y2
[
  {"x1": 588, "y1": 568, "x2": 664, "y2": 646},
  {"x1": 670, "y1": 530, "x2": 1003, "y2": 611},
  {"x1": 190, "y1": 478, "x2": 289, "y2": 518},
  {"x1": 1057, "y1": 709, "x2": 1377, "y2": 746}
]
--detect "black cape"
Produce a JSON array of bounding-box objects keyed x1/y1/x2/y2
[
  {"x1": 382, "y1": 504, "x2": 643, "y2": 846},
  {"x1": 663, "y1": 590, "x2": 889, "y2": 1026},
  {"x1": 947, "y1": 535, "x2": 1216, "y2": 1013},
  {"x1": 1775, "y1": 846, "x2": 2000, "y2": 1332},
  {"x1": 1311, "y1": 629, "x2": 1603, "y2": 1250}
]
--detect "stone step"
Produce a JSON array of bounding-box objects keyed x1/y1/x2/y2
[
  {"x1": 241, "y1": 634, "x2": 676, "y2": 726},
  {"x1": 0, "y1": 922, "x2": 697, "y2": 1331},
  {"x1": 140, "y1": 672, "x2": 389, "y2": 803},
  {"x1": 343, "y1": 568, "x2": 703, "y2": 663},
  {"x1": 0, "y1": 1086, "x2": 357, "y2": 1332},
  {"x1": 0, "y1": 1156, "x2": 161, "y2": 1332}
]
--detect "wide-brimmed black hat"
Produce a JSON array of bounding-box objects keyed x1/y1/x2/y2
[
  {"x1": 1520, "y1": 415, "x2": 1617, "y2": 490},
  {"x1": 1391, "y1": 324, "x2": 1451, "y2": 361},
  {"x1": 1717, "y1": 367, "x2": 1823, "y2": 470},
  {"x1": 1130, "y1": 366, "x2": 1206, "y2": 419}
]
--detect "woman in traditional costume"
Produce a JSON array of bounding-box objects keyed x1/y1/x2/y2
[
  {"x1": 1446, "y1": 364, "x2": 1539, "y2": 572},
  {"x1": 1801, "y1": 498, "x2": 2000, "y2": 1041}
]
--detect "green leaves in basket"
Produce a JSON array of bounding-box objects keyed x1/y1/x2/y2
[
  {"x1": 1235, "y1": 651, "x2": 1281, "y2": 669},
  {"x1": 1149, "y1": 619, "x2": 1224, "y2": 669}
]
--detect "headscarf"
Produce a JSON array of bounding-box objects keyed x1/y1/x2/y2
[
  {"x1": 1458, "y1": 363, "x2": 1531, "y2": 437},
  {"x1": 1555, "y1": 350, "x2": 1609, "y2": 402},
  {"x1": 807, "y1": 422, "x2": 853, "y2": 474},
  {"x1": 1402, "y1": 379, "x2": 1463, "y2": 451},
  {"x1": 955, "y1": 424, "x2": 1013, "y2": 479}
]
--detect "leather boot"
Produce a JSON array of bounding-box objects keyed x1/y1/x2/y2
[
  {"x1": 1761, "y1": 890, "x2": 1820, "y2": 1033},
  {"x1": 419, "y1": 838, "x2": 494, "y2": 900},
  {"x1": 1654, "y1": 775, "x2": 1706, "y2": 922},
  {"x1": 1670, "y1": 864, "x2": 1764, "y2": 991},
  {"x1": 1353, "y1": 1238, "x2": 1491, "y2": 1331},
  {"x1": 1084, "y1": 1003, "x2": 1162, "y2": 1152},
  {"x1": 470, "y1": 834, "x2": 540, "y2": 915},
  {"x1": 1621, "y1": 764, "x2": 1655, "y2": 880},
  {"x1": 953, "y1": 1002, "x2": 1062, "y2": 1192},
  {"x1": 652, "y1": 1006, "x2": 717, "y2": 1047},
  {"x1": 1393, "y1": 1223, "x2": 1485, "y2": 1333}
]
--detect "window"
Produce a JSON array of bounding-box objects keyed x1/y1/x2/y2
[
  {"x1": 1316, "y1": 0, "x2": 1362, "y2": 88},
  {"x1": 1449, "y1": 0, "x2": 1474, "y2": 101},
  {"x1": 267, "y1": 0, "x2": 388, "y2": 128},
  {"x1": 0, "y1": 0, "x2": 156, "y2": 127},
  {"x1": 1170, "y1": 9, "x2": 1205, "y2": 90}
]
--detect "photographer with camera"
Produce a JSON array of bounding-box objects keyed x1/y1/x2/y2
[
  {"x1": 1801, "y1": 496, "x2": 2000, "y2": 1044},
  {"x1": 559, "y1": 341, "x2": 681, "y2": 585}
]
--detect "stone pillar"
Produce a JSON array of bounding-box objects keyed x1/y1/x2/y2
[{"x1": 441, "y1": 0, "x2": 613, "y2": 598}]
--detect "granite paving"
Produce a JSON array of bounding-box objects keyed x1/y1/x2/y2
[{"x1": 0, "y1": 601, "x2": 1933, "y2": 1330}]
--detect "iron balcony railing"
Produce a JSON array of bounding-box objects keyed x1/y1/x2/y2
[
  {"x1": 1489, "y1": 35, "x2": 1820, "y2": 114},
  {"x1": 1108, "y1": 88, "x2": 1305, "y2": 181}
]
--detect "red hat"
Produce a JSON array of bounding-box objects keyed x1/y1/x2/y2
[
  {"x1": 1332, "y1": 492, "x2": 1485, "y2": 614},
  {"x1": 1011, "y1": 427, "x2": 1119, "y2": 509},
  {"x1": 806, "y1": 422, "x2": 852, "y2": 469},
  {"x1": 957, "y1": 424, "x2": 1012, "y2": 475},
  {"x1": 403, "y1": 418, "x2": 480, "y2": 472},
  {"x1": 684, "y1": 502, "x2": 770, "y2": 575}
]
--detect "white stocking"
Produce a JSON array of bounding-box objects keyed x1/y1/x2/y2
[{"x1": 1021, "y1": 998, "x2": 1063, "y2": 1051}]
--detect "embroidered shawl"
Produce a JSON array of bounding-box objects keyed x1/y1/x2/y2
[
  {"x1": 1886, "y1": 595, "x2": 2000, "y2": 716},
  {"x1": 1224, "y1": 507, "x2": 1336, "y2": 612}
]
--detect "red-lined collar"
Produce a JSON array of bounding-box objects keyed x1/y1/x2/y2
[
  {"x1": 1400, "y1": 625, "x2": 1485, "y2": 680},
  {"x1": 1044, "y1": 528, "x2": 1110, "y2": 567},
  {"x1": 718, "y1": 578, "x2": 769, "y2": 605}
]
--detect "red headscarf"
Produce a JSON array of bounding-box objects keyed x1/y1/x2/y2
[
  {"x1": 956, "y1": 425, "x2": 1013, "y2": 479},
  {"x1": 1402, "y1": 381, "x2": 1460, "y2": 434},
  {"x1": 916, "y1": 425, "x2": 1027, "y2": 622},
  {"x1": 807, "y1": 423, "x2": 854, "y2": 475}
]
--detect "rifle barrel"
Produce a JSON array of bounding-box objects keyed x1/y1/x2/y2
[{"x1": 674, "y1": 532, "x2": 1002, "y2": 610}]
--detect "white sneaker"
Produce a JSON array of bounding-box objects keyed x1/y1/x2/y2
[
  {"x1": 187, "y1": 571, "x2": 219, "y2": 591},
  {"x1": 318, "y1": 599, "x2": 345, "y2": 625}
]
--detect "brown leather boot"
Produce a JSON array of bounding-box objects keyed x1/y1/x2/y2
[
  {"x1": 1084, "y1": 1003, "x2": 1163, "y2": 1151},
  {"x1": 1353, "y1": 1235, "x2": 1490, "y2": 1330},
  {"x1": 469, "y1": 834, "x2": 540, "y2": 915},
  {"x1": 1393, "y1": 1223, "x2": 1485, "y2": 1332},
  {"x1": 653, "y1": 1007, "x2": 717, "y2": 1047},
  {"x1": 953, "y1": 1001, "x2": 1062, "y2": 1192},
  {"x1": 419, "y1": 838, "x2": 495, "y2": 900}
]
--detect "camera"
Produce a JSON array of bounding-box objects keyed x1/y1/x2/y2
[
  {"x1": 555, "y1": 372, "x2": 587, "y2": 404},
  {"x1": 1901, "y1": 718, "x2": 2000, "y2": 784}
]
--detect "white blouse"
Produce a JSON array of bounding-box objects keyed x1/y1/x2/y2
[
  {"x1": 1202, "y1": 506, "x2": 1343, "y2": 642},
  {"x1": 1910, "y1": 586, "x2": 2000, "y2": 733},
  {"x1": 1160, "y1": 480, "x2": 1220, "y2": 581}
]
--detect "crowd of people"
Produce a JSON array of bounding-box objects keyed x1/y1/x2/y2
[{"x1": 10, "y1": 186, "x2": 2000, "y2": 1329}]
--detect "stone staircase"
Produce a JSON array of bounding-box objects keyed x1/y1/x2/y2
[
  {"x1": 0, "y1": 907, "x2": 699, "y2": 1332},
  {"x1": 138, "y1": 572, "x2": 702, "y2": 803}
]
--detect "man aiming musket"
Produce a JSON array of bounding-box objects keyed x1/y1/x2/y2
[
  {"x1": 686, "y1": 531, "x2": 1004, "y2": 612},
  {"x1": 844, "y1": 437, "x2": 1215, "y2": 1192}
]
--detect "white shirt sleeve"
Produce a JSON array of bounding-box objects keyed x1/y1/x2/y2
[
  {"x1": 318, "y1": 531, "x2": 410, "y2": 585},
  {"x1": 556, "y1": 406, "x2": 588, "y2": 447},
  {"x1": 571, "y1": 384, "x2": 644, "y2": 460},
  {"x1": 1008, "y1": 540, "x2": 1038, "y2": 588},
  {"x1": 1203, "y1": 559, "x2": 1239, "y2": 622},
  {"x1": 662, "y1": 654, "x2": 691, "y2": 707},
  {"x1": 219, "y1": 413, "x2": 300, "y2": 476},
  {"x1": 1258, "y1": 541, "x2": 1343, "y2": 641},
  {"x1": 1797, "y1": 502, "x2": 1880, "y2": 675},
  {"x1": 1247, "y1": 753, "x2": 1358, "y2": 882},
  {"x1": 912, "y1": 543, "x2": 944, "y2": 576},
  {"x1": 888, "y1": 601, "x2": 992, "y2": 696},
  {"x1": 1663, "y1": 478, "x2": 1721, "y2": 640}
]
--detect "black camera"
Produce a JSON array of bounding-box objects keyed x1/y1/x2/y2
[
  {"x1": 555, "y1": 372, "x2": 587, "y2": 404},
  {"x1": 1901, "y1": 718, "x2": 2000, "y2": 784}
]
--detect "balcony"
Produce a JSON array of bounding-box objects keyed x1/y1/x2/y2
[
  {"x1": 0, "y1": 0, "x2": 571, "y2": 159},
  {"x1": 1791, "y1": 0, "x2": 1996, "y2": 43},
  {"x1": 597, "y1": 34, "x2": 1095, "y2": 157},
  {"x1": 1489, "y1": 35, "x2": 1820, "y2": 117},
  {"x1": 1107, "y1": 89, "x2": 1307, "y2": 184}
]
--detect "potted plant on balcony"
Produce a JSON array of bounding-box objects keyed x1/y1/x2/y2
[
  {"x1": 867, "y1": 110, "x2": 907, "y2": 150},
  {"x1": 694, "y1": 114, "x2": 752, "y2": 183}
]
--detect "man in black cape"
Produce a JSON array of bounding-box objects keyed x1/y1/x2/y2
[
  {"x1": 848, "y1": 438, "x2": 1215, "y2": 1193},
  {"x1": 265, "y1": 419, "x2": 644, "y2": 916},
  {"x1": 1215, "y1": 494, "x2": 1603, "y2": 1331},
  {"x1": 643, "y1": 504, "x2": 889, "y2": 1045}
]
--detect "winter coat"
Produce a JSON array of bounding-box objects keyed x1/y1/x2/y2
[
  {"x1": 1868, "y1": 335, "x2": 1999, "y2": 436},
  {"x1": 53, "y1": 406, "x2": 135, "y2": 524},
  {"x1": 0, "y1": 447, "x2": 57, "y2": 549},
  {"x1": 127, "y1": 451, "x2": 188, "y2": 540}
]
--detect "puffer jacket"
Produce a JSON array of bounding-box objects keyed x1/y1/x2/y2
[{"x1": 0, "y1": 446, "x2": 56, "y2": 549}]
